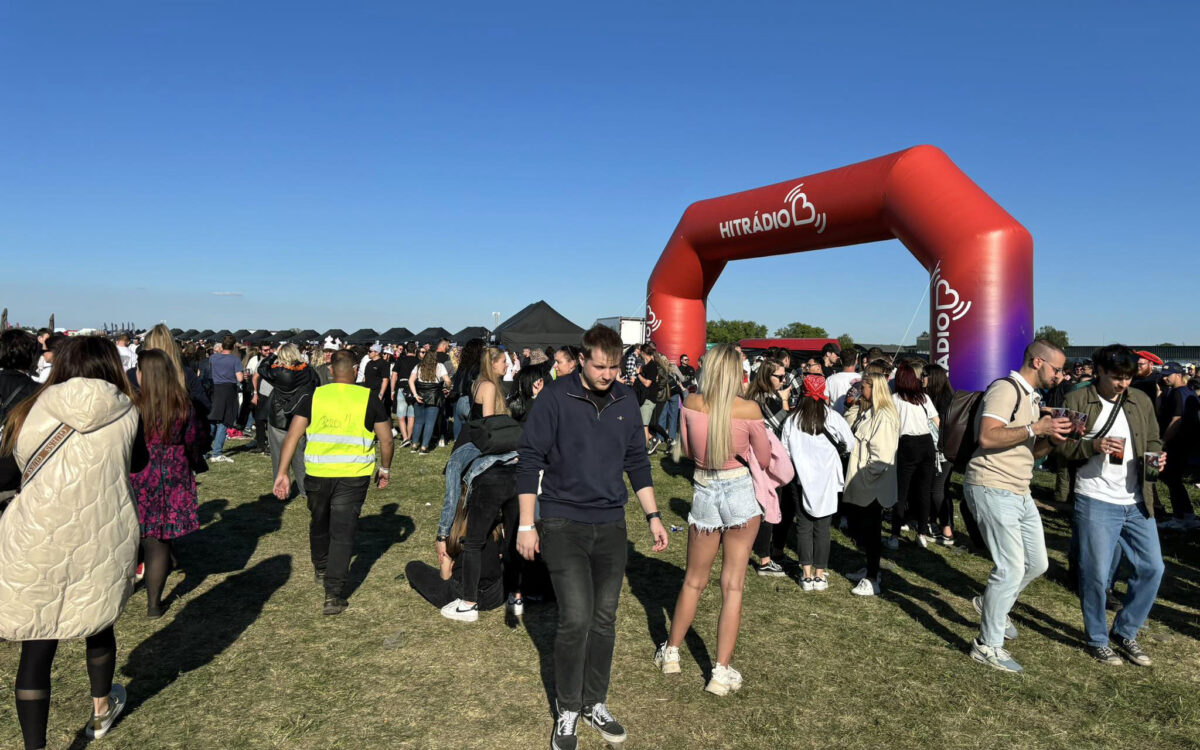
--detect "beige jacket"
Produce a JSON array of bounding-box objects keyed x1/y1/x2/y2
[
  {"x1": 843, "y1": 406, "x2": 900, "y2": 509},
  {"x1": 0, "y1": 378, "x2": 140, "y2": 640}
]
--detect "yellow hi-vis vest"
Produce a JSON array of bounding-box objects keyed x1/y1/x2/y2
[{"x1": 304, "y1": 383, "x2": 376, "y2": 478}]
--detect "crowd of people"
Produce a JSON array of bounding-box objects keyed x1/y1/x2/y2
[{"x1": 0, "y1": 323, "x2": 1196, "y2": 749}]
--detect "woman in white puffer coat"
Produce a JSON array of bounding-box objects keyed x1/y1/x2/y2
[{"x1": 0, "y1": 336, "x2": 148, "y2": 749}]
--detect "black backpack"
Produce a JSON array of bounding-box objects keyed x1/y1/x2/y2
[{"x1": 944, "y1": 377, "x2": 1021, "y2": 472}]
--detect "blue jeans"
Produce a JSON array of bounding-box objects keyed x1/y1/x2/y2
[
  {"x1": 211, "y1": 422, "x2": 228, "y2": 457},
  {"x1": 1075, "y1": 494, "x2": 1164, "y2": 648},
  {"x1": 453, "y1": 395, "x2": 471, "y2": 441},
  {"x1": 964, "y1": 483, "x2": 1049, "y2": 648},
  {"x1": 657, "y1": 395, "x2": 680, "y2": 440},
  {"x1": 413, "y1": 404, "x2": 440, "y2": 449}
]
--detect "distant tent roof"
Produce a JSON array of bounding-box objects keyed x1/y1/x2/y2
[
  {"x1": 415, "y1": 327, "x2": 453, "y2": 345},
  {"x1": 493, "y1": 301, "x2": 584, "y2": 350},
  {"x1": 293, "y1": 329, "x2": 321, "y2": 342},
  {"x1": 233, "y1": 329, "x2": 252, "y2": 340},
  {"x1": 453, "y1": 326, "x2": 491, "y2": 343},
  {"x1": 196, "y1": 330, "x2": 215, "y2": 341},
  {"x1": 213, "y1": 330, "x2": 232, "y2": 339},
  {"x1": 180, "y1": 329, "x2": 199, "y2": 339},
  {"x1": 322, "y1": 328, "x2": 348, "y2": 341},
  {"x1": 169, "y1": 328, "x2": 183, "y2": 337},
  {"x1": 379, "y1": 327, "x2": 414, "y2": 344},
  {"x1": 347, "y1": 328, "x2": 379, "y2": 345},
  {"x1": 246, "y1": 330, "x2": 277, "y2": 344}
]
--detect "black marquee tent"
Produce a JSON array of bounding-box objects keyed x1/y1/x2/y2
[
  {"x1": 415, "y1": 327, "x2": 453, "y2": 345},
  {"x1": 233, "y1": 329, "x2": 253, "y2": 340},
  {"x1": 347, "y1": 328, "x2": 380, "y2": 345},
  {"x1": 322, "y1": 328, "x2": 349, "y2": 342},
  {"x1": 493, "y1": 301, "x2": 584, "y2": 350},
  {"x1": 379, "y1": 327, "x2": 414, "y2": 345},
  {"x1": 453, "y1": 326, "x2": 491, "y2": 343}
]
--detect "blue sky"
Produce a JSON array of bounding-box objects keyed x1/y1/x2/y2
[{"x1": 1, "y1": 1, "x2": 1196, "y2": 344}]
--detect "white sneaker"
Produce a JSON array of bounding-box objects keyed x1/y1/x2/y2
[
  {"x1": 506, "y1": 594, "x2": 524, "y2": 617},
  {"x1": 917, "y1": 534, "x2": 931, "y2": 548},
  {"x1": 212, "y1": 454, "x2": 234, "y2": 464},
  {"x1": 851, "y1": 576, "x2": 880, "y2": 596},
  {"x1": 801, "y1": 577, "x2": 816, "y2": 591},
  {"x1": 440, "y1": 598, "x2": 478, "y2": 622},
  {"x1": 705, "y1": 663, "x2": 743, "y2": 696},
  {"x1": 812, "y1": 576, "x2": 829, "y2": 591},
  {"x1": 845, "y1": 567, "x2": 868, "y2": 583},
  {"x1": 653, "y1": 641, "x2": 681, "y2": 674},
  {"x1": 86, "y1": 684, "x2": 126, "y2": 739}
]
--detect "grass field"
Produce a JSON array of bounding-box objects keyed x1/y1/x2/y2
[{"x1": 1, "y1": 440, "x2": 1198, "y2": 750}]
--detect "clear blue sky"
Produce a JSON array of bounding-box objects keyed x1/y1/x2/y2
[{"x1": 2, "y1": 1, "x2": 1196, "y2": 344}]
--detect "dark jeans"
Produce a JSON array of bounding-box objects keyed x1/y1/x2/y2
[
  {"x1": 931, "y1": 461, "x2": 954, "y2": 531},
  {"x1": 461, "y1": 466, "x2": 521, "y2": 602},
  {"x1": 405, "y1": 560, "x2": 505, "y2": 611},
  {"x1": 848, "y1": 501, "x2": 883, "y2": 578},
  {"x1": 1161, "y1": 454, "x2": 1196, "y2": 518},
  {"x1": 305, "y1": 474, "x2": 369, "y2": 597},
  {"x1": 753, "y1": 481, "x2": 798, "y2": 558},
  {"x1": 894, "y1": 435, "x2": 935, "y2": 536},
  {"x1": 540, "y1": 518, "x2": 627, "y2": 713},
  {"x1": 796, "y1": 508, "x2": 832, "y2": 569}
]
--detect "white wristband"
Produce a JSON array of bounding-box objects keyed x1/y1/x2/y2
[
  {"x1": 518, "y1": 524, "x2": 536, "y2": 532},
  {"x1": 1025, "y1": 424, "x2": 1035, "y2": 440},
  {"x1": 377, "y1": 467, "x2": 390, "y2": 475}
]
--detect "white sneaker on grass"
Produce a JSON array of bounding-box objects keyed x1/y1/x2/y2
[
  {"x1": 440, "y1": 598, "x2": 478, "y2": 622},
  {"x1": 970, "y1": 639, "x2": 1022, "y2": 673},
  {"x1": 851, "y1": 576, "x2": 880, "y2": 596},
  {"x1": 705, "y1": 664, "x2": 743, "y2": 696},
  {"x1": 86, "y1": 684, "x2": 126, "y2": 739},
  {"x1": 812, "y1": 576, "x2": 829, "y2": 591},
  {"x1": 654, "y1": 642, "x2": 681, "y2": 674}
]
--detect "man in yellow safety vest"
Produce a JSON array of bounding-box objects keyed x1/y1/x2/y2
[{"x1": 274, "y1": 349, "x2": 394, "y2": 615}]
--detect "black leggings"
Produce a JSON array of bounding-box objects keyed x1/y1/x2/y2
[
  {"x1": 143, "y1": 536, "x2": 173, "y2": 613},
  {"x1": 461, "y1": 466, "x2": 520, "y2": 602},
  {"x1": 753, "y1": 481, "x2": 798, "y2": 558},
  {"x1": 893, "y1": 435, "x2": 935, "y2": 537},
  {"x1": 849, "y1": 501, "x2": 884, "y2": 579},
  {"x1": 931, "y1": 462, "x2": 954, "y2": 531},
  {"x1": 16, "y1": 626, "x2": 116, "y2": 750}
]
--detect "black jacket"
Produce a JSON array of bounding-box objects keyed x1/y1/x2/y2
[
  {"x1": 0, "y1": 370, "x2": 37, "y2": 423},
  {"x1": 258, "y1": 357, "x2": 318, "y2": 430}
]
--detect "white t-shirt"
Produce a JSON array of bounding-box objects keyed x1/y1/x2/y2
[
  {"x1": 825, "y1": 371, "x2": 861, "y2": 414},
  {"x1": 1075, "y1": 398, "x2": 1139, "y2": 505},
  {"x1": 895, "y1": 394, "x2": 938, "y2": 436},
  {"x1": 411, "y1": 363, "x2": 448, "y2": 383}
]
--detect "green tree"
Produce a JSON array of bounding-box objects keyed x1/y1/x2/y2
[
  {"x1": 774, "y1": 322, "x2": 829, "y2": 338},
  {"x1": 706, "y1": 319, "x2": 767, "y2": 344},
  {"x1": 837, "y1": 333, "x2": 854, "y2": 351},
  {"x1": 1035, "y1": 325, "x2": 1070, "y2": 350}
]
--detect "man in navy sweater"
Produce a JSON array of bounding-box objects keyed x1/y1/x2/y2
[{"x1": 517, "y1": 325, "x2": 669, "y2": 750}]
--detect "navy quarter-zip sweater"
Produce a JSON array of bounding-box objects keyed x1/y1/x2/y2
[{"x1": 516, "y1": 371, "x2": 653, "y2": 523}]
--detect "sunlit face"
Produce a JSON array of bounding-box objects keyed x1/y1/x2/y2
[
  {"x1": 579, "y1": 349, "x2": 620, "y2": 391},
  {"x1": 1136, "y1": 358, "x2": 1153, "y2": 377},
  {"x1": 1033, "y1": 351, "x2": 1068, "y2": 389},
  {"x1": 554, "y1": 350, "x2": 576, "y2": 376},
  {"x1": 1095, "y1": 366, "x2": 1132, "y2": 396},
  {"x1": 491, "y1": 355, "x2": 507, "y2": 377},
  {"x1": 861, "y1": 378, "x2": 873, "y2": 402},
  {"x1": 769, "y1": 367, "x2": 785, "y2": 391}
]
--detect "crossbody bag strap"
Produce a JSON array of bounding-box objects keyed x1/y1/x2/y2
[
  {"x1": 1093, "y1": 391, "x2": 1127, "y2": 440},
  {"x1": 21, "y1": 423, "x2": 75, "y2": 489}
]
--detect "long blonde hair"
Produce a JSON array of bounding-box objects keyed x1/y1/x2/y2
[
  {"x1": 698, "y1": 344, "x2": 742, "y2": 468},
  {"x1": 276, "y1": 343, "x2": 303, "y2": 367},
  {"x1": 143, "y1": 323, "x2": 187, "y2": 391},
  {"x1": 861, "y1": 372, "x2": 897, "y2": 420},
  {"x1": 474, "y1": 347, "x2": 509, "y2": 415}
]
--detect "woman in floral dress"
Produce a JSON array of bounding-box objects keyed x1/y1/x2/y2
[{"x1": 130, "y1": 349, "x2": 201, "y2": 618}]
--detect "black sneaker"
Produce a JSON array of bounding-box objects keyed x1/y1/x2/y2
[
  {"x1": 582, "y1": 702, "x2": 627, "y2": 743},
  {"x1": 647, "y1": 437, "x2": 661, "y2": 455},
  {"x1": 1115, "y1": 636, "x2": 1152, "y2": 666},
  {"x1": 1090, "y1": 645, "x2": 1123, "y2": 666},
  {"x1": 551, "y1": 706, "x2": 579, "y2": 750},
  {"x1": 323, "y1": 595, "x2": 348, "y2": 615}
]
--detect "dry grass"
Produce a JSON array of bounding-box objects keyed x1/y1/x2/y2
[{"x1": 1, "y1": 441, "x2": 1198, "y2": 750}]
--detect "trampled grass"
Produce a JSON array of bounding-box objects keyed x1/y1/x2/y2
[{"x1": 1, "y1": 441, "x2": 1197, "y2": 749}]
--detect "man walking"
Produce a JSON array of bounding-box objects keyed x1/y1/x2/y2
[
  {"x1": 1058, "y1": 345, "x2": 1166, "y2": 665},
  {"x1": 516, "y1": 325, "x2": 668, "y2": 750},
  {"x1": 273, "y1": 350, "x2": 394, "y2": 615},
  {"x1": 963, "y1": 339, "x2": 1073, "y2": 673},
  {"x1": 1156, "y1": 361, "x2": 1198, "y2": 529}
]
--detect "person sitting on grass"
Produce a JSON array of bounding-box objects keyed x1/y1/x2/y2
[{"x1": 406, "y1": 494, "x2": 506, "y2": 614}]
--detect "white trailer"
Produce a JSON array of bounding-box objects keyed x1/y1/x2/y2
[{"x1": 594, "y1": 316, "x2": 646, "y2": 347}]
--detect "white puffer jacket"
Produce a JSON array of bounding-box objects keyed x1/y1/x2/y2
[{"x1": 0, "y1": 378, "x2": 140, "y2": 641}]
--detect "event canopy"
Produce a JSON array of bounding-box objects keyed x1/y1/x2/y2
[
  {"x1": 233, "y1": 329, "x2": 252, "y2": 340},
  {"x1": 453, "y1": 326, "x2": 490, "y2": 343},
  {"x1": 493, "y1": 301, "x2": 584, "y2": 350},
  {"x1": 347, "y1": 328, "x2": 380, "y2": 345},
  {"x1": 196, "y1": 330, "x2": 215, "y2": 341},
  {"x1": 415, "y1": 327, "x2": 453, "y2": 346},
  {"x1": 292, "y1": 329, "x2": 321, "y2": 343},
  {"x1": 379, "y1": 327, "x2": 413, "y2": 344},
  {"x1": 322, "y1": 328, "x2": 348, "y2": 341},
  {"x1": 169, "y1": 328, "x2": 183, "y2": 337},
  {"x1": 179, "y1": 329, "x2": 199, "y2": 340},
  {"x1": 246, "y1": 330, "x2": 277, "y2": 344}
]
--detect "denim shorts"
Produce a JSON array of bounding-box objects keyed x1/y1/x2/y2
[
  {"x1": 688, "y1": 469, "x2": 761, "y2": 532},
  {"x1": 395, "y1": 398, "x2": 413, "y2": 418}
]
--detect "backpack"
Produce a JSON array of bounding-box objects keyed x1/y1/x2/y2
[{"x1": 944, "y1": 377, "x2": 1021, "y2": 472}]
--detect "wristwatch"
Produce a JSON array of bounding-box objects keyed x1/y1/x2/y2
[
  {"x1": 436, "y1": 534, "x2": 449, "y2": 542},
  {"x1": 645, "y1": 511, "x2": 662, "y2": 523}
]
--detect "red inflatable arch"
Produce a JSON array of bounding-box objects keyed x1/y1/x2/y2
[{"x1": 645, "y1": 145, "x2": 1033, "y2": 392}]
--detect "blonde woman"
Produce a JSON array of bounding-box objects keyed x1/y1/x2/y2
[
  {"x1": 654, "y1": 344, "x2": 770, "y2": 695},
  {"x1": 843, "y1": 372, "x2": 900, "y2": 596},
  {"x1": 257, "y1": 343, "x2": 318, "y2": 496},
  {"x1": 408, "y1": 350, "x2": 451, "y2": 454},
  {"x1": 471, "y1": 347, "x2": 510, "y2": 419},
  {"x1": 133, "y1": 324, "x2": 211, "y2": 414}
]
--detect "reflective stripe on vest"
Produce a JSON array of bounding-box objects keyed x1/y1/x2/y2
[{"x1": 304, "y1": 384, "x2": 376, "y2": 477}]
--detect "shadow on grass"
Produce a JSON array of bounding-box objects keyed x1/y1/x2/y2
[
  {"x1": 170, "y1": 494, "x2": 288, "y2": 601},
  {"x1": 626, "y1": 540, "x2": 711, "y2": 678},
  {"x1": 344, "y1": 502, "x2": 414, "y2": 598},
  {"x1": 520, "y1": 600, "x2": 559, "y2": 718},
  {"x1": 97, "y1": 555, "x2": 293, "y2": 746},
  {"x1": 657, "y1": 456, "x2": 693, "y2": 480}
]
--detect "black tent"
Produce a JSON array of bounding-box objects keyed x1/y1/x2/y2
[
  {"x1": 196, "y1": 330, "x2": 215, "y2": 341},
  {"x1": 414, "y1": 327, "x2": 452, "y2": 346},
  {"x1": 322, "y1": 328, "x2": 348, "y2": 342},
  {"x1": 180, "y1": 329, "x2": 199, "y2": 340},
  {"x1": 347, "y1": 328, "x2": 380, "y2": 345},
  {"x1": 493, "y1": 301, "x2": 584, "y2": 350},
  {"x1": 169, "y1": 328, "x2": 183, "y2": 337},
  {"x1": 233, "y1": 329, "x2": 252, "y2": 340},
  {"x1": 293, "y1": 329, "x2": 321, "y2": 343},
  {"x1": 453, "y1": 326, "x2": 491, "y2": 343},
  {"x1": 379, "y1": 327, "x2": 414, "y2": 344},
  {"x1": 246, "y1": 330, "x2": 277, "y2": 344}
]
